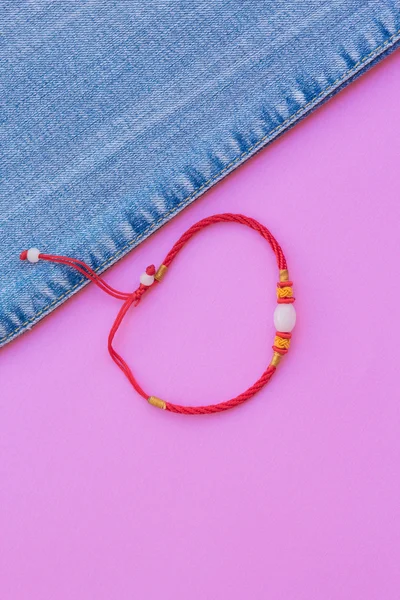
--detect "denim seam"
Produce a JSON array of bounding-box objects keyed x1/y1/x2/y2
[{"x1": 2, "y1": 27, "x2": 399, "y2": 345}]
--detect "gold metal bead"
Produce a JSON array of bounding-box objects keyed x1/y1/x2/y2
[
  {"x1": 270, "y1": 351, "x2": 283, "y2": 368},
  {"x1": 155, "y1": 264, "x2": 168, "y2": 282},
  {"x1": 148, "y1": 396, "x2": 166, "y2": 410},
  {"x1": 279, "y1": 269, "x2": 289, "y2": 282}
]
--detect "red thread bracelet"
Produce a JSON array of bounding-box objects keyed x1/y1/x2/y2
[{"x1": 20, "y1": 213, "x2": 296, "y2": 415}]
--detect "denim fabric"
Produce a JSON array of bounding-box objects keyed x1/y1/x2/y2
[{"x1": 1, "y1": 1, "x2": 399, "y2": 347}]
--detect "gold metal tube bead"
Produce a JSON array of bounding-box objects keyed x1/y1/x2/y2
[
  {"x1": 270, "y1": 351, "x2": 283, "y2": 368},
  {"x1": 155, "y1": 264, "x2": 168, "y2": 282},
  {"x1": 279, "y1": 269, "x2": 289, "y2": 282},
  {"x1": 148, "y1": 396, "x2": 166, "y2": 410}
]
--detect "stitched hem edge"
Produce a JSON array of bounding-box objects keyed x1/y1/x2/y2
[{"x1": 2, "y1": 28, "x2": 400, "y2": 348}]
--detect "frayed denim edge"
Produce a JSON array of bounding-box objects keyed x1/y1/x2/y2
[{"x1": 1, "y1": 30, "x2": 399, "y2": 349}]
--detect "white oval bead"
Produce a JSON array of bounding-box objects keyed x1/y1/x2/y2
[
  {"x1": 27, "y1": 248, "x2": 40, "y2": 263},
  {"x1": 140, "y1": 272, "x2": 155, "y2": 286},
  {"x1": 273, "y1": 303, "x2": 296, "y2": 332}
]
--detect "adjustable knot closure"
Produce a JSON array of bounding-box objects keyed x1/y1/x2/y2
[{"x1": 132, "y1": 284, "x2": 148, "y2": 306}]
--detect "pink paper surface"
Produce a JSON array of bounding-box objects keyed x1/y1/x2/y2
[{"x1": 1, "y1": 51, "x2": 400, "y2": 600}]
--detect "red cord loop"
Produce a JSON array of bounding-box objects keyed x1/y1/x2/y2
[{"x1": 20, "y1": 213, "x2": 295, "y2": 415}]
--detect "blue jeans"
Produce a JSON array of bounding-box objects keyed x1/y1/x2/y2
[{"x1": 1, "y1": 0, "x2": 399, "y2": 347}]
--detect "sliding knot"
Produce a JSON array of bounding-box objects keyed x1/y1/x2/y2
[{"x1": 132, "y1": 285, "x2": 148, "y2": 305}]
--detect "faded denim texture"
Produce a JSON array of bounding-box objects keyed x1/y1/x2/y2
[{"x1": 1, "y1": 1, "x2": 400, "y2": 347}]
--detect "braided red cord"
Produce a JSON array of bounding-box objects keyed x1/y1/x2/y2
[
  {"x1": 163, "y1": 213, "x2": 287, "y2": 271},
  {"x1": 20, "y1": 213, "x2": 293, "y2": 416}
]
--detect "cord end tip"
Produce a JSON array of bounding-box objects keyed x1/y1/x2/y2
[
  {"x1": 21, "y1": 248, "x2": 41, "y2": 263},
  {"x1": 146, "y1": 264, "x2": 156, "y2": 276}
]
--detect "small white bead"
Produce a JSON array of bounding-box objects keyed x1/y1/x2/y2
[
  {"x1": 273, "y1": 303, "x2": 296, "y2": 332},
  {"x1": 140, "y1": 272, "x2": 155, "y2": 286},
  {"x1": 27, "y1": 248, "x2": 40, "y2": 263}
]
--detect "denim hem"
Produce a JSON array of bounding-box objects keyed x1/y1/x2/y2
[{"x1": 1, "y1": 28, "x2": 400, "y2": 349}]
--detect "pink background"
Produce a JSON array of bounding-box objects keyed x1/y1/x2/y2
[{"x1": 1, "y1": 51, "x2": 400, "y2": 599}]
